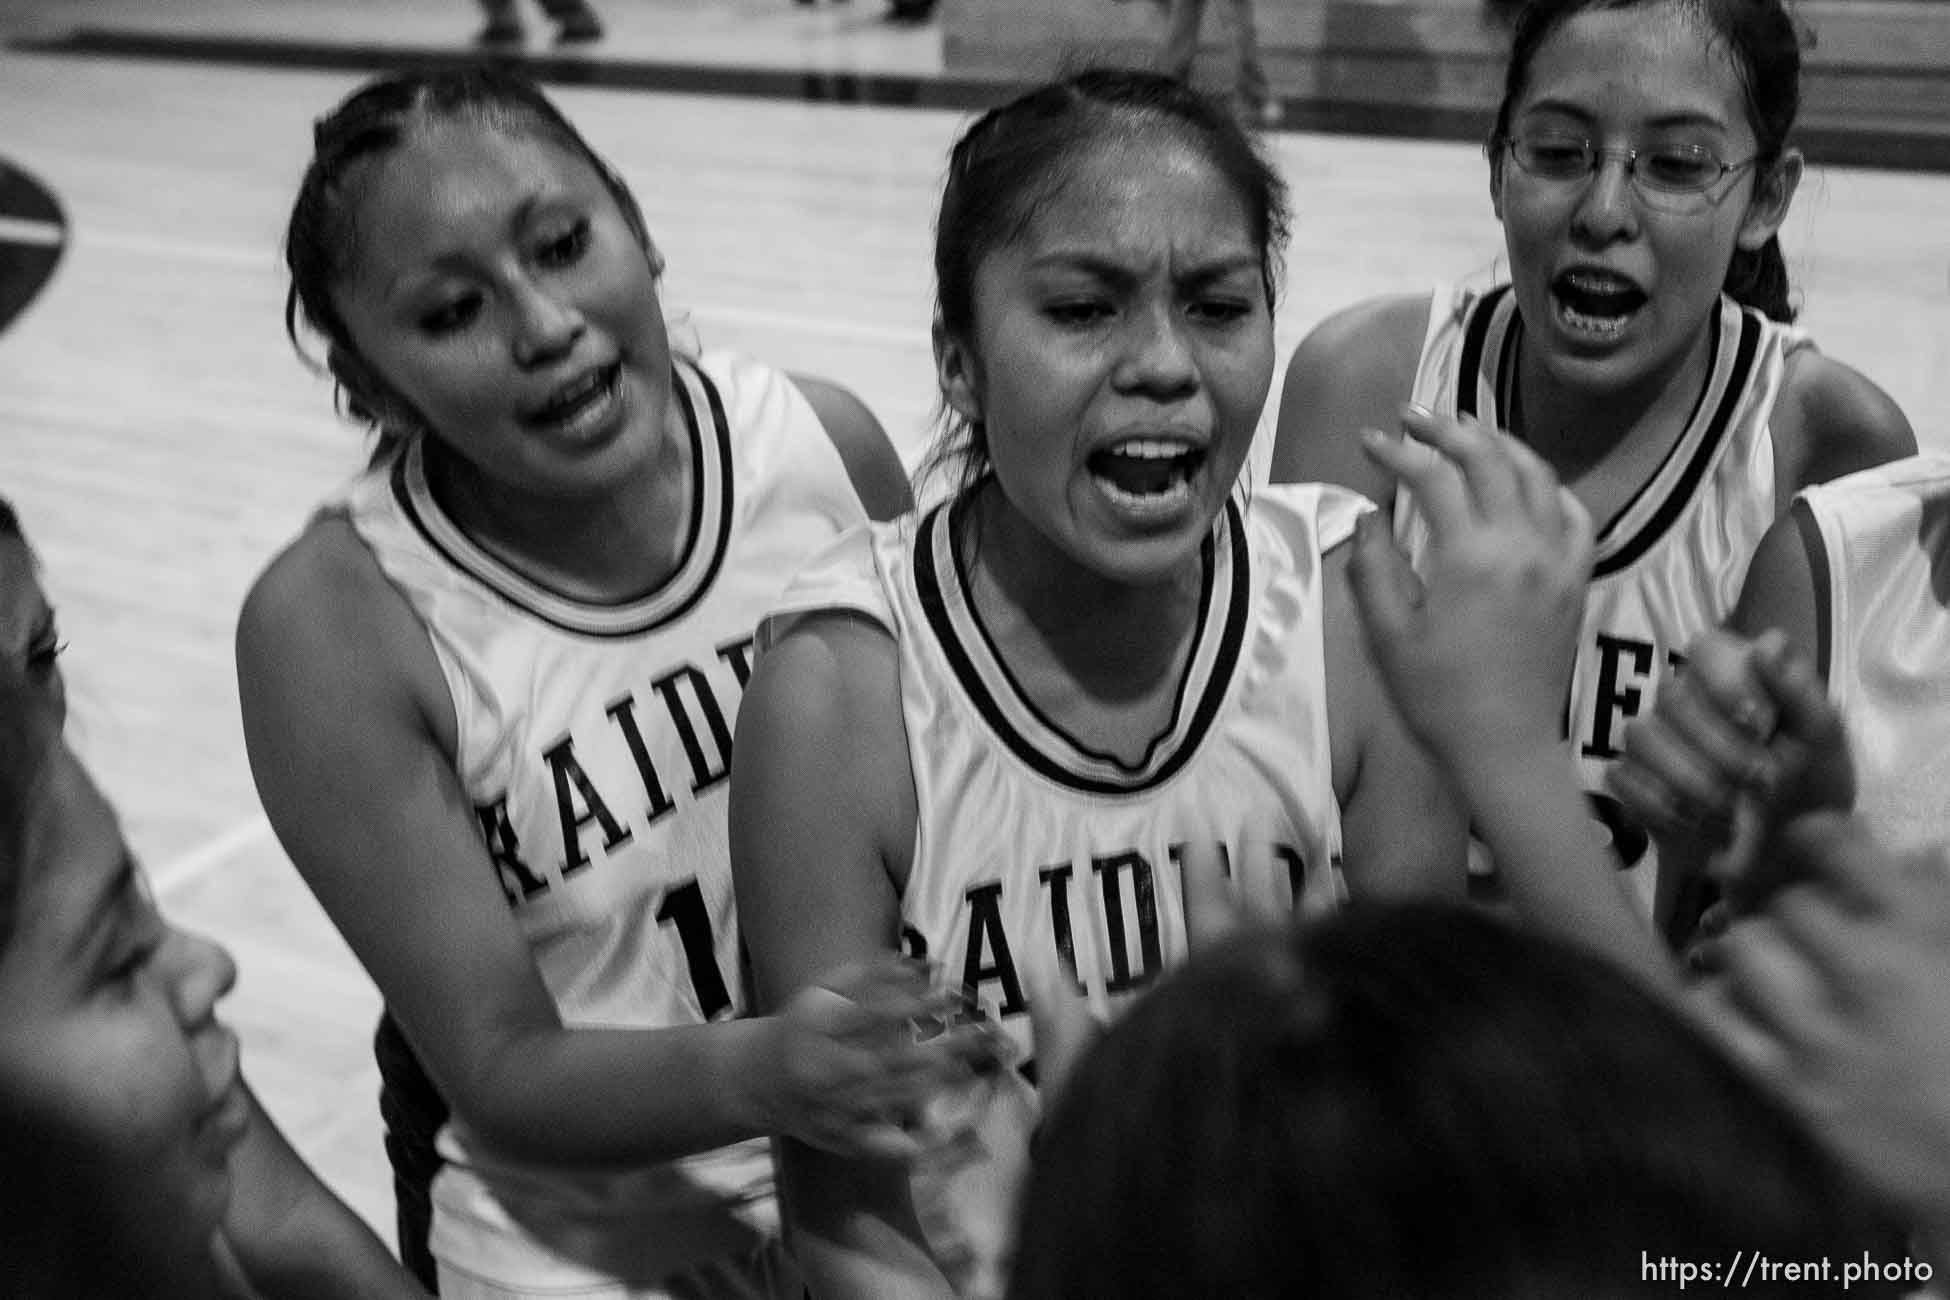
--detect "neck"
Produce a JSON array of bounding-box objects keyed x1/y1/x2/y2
[
  {"x1": 423, "y1": 399, "x2": 695, "y2": 603},
  {"x1": 960, "y1": 482, "x2": 1207, "y2": 701},
  {"x1": 1511, "y1": 316, "x2": 1717, "y2": 483}
]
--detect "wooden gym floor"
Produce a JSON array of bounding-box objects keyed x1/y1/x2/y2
[{"x1": 1, "y1": 0, "x2": 1947, "y2": 1245}]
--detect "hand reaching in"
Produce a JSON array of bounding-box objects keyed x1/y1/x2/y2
[
  {"x1": 754, "y1": 955, "x2": 1010, "y2": 1160},
  {"x1": 1348, "y1": 406, "x2": 1593, "y2": 769}
]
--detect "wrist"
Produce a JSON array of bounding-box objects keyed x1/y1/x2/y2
[{"x1": 720, "y1": 1017, "x2": 779, "y2": 1140}]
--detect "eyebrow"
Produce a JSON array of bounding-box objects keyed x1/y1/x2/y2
[{"x1": 384, "y1": 191, "x2": 552, "y2": 301}]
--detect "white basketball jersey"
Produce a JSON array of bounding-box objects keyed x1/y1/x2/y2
[
  {"x1": 1799, "y1": 455, "x2": 1950, "y2": 854},
  {"x1": 764, "y1": 482, "x2": 1360, "y2": 1296},
  {"x1": 1402, "y1": 285, "x2": 1807, "y2": 914},
  {"x1": 342, "y1": 351, "x2": 867, "y2": 1290}
]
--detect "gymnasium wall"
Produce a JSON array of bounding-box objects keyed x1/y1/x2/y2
[{"x1": 940, "y1": 0, "x2": 1950, "y2": 170}]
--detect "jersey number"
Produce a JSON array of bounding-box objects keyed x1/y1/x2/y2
[{"x1": 657, "y1": 879, "x2": 732, "y2": 1019}]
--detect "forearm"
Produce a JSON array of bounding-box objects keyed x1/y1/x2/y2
[
  {"x1": 1457, "y1": 743, "x2": 1675, "y2": 990},
  {"x1": 452, "y1": 1016, "x2": 776, "y2": 1167}
]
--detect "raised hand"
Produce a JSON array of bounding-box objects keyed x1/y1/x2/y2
[
  {"x1": 1348, "y1": 406, "x2": 1593, "y2": 767},
  {"x1": 1612, "y1": 627, "x2": 1855, "y2": 923},
  {"x1": 755, "y1": 955, "x2": 1010, "y2": 1160}
]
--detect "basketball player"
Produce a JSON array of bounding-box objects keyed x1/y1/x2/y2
[
  {"x1": 1272, "y1": 0, "x2": 1915, "y2": 931},
  {"x1": 240, "y1": 67, "x2": 994, "y2": 1299},
  {"x1": 731, "y1": 68, "x2": 1465, "y2": 1300},
  {"x1": 0, "y1": 499, "x2": 426, "y2": 1298}
]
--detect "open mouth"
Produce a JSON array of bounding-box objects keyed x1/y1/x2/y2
[
  {"x1": 1087, "y1": 437, "x2": 1208, "y2": 512},
  {"x1": 524, "y1": 361, "x2": 622, "y2": 430},
  {"x1": 1550, "y1": 269, "x2": 1648, "y2": 340}
]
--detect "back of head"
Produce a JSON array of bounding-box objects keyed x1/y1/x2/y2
[
  {"x1": 1011, "y1": 902, "x2": 1905, "y2": 1299},
  {"x1": 1489, "y1": 0, "x2": 1805, "y2": 322}
]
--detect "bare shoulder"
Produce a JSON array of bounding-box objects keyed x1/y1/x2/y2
[
  {"x1": 788, "y1": 371, "x2": 913, "y2": 522},
  {"x1": 1776, "y1": 348, "x2": 1916, "y2": 491},
  {"x1": 1272, "y1": 293, "x2": 1432, "y2": 496},
  {"x1": 237, "y1": 514, "x2": 447, "y2": 738}
]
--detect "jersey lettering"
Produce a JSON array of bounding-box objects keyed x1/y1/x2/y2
[
  {"x1": 655, "y1": 878, "x2": 733, "y2": 1019},
  {"x1": 544, "y1": 735, "x2": 634, "y2": 874}
]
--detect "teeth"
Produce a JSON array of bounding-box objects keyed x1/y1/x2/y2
[
  {"x1": 1106, "y1": 438, "x2": 1195, "y2": 460},
  {"x1": 1562, "y1": 270, "x2": 1637, "y2": 294}
]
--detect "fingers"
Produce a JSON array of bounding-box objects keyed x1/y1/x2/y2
[
  {"x1": 1346, "y1": 509, "x2": 1424, "y2": 649},
  {"x1": 1397, "y1": 406, "x2": 1526, "y2": 524},
  {"x1": 1025, "y1": 957, "x2": 1097, "y2": 1106},
  {"x1": 1750, "y1": 634, "x2": 1855, "y2": 813},
  {"x1": 1361, "y1": 421, "x2": 1471, "y2": 540}
]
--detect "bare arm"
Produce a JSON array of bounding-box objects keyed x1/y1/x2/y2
[
  {"x1": 223, "y1": 1084, "x2": 427, "y2": 1298},
  {"x1": 1349, "y1": 414, "x2": 1674, "y2": 989},
  {"x1": 730, "y1": 611, "x2": 953, "y2": 1299},
  {"x1": 237, "y1": 522, "x2": 917, "y2": 1170},
  {"x1": 1321, "y1": 544, "x2": 1467, "y2": 900},
  {"x1": 791, "y1": 372, "x2": 916, "y2": 522},
  {"x1": 1270, "y1": 294, "x2": 1430, "y2": 501},
  {"x1": 1774, "y1": 351, "x2": 1915, "y2": 498}
]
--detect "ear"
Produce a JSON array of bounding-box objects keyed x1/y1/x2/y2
[
  {"x1": 1736, "y1": 148, "x2": 1802, "y2": 252},
  {"x1": 1488, "y1": 150, "x2": 1507, "y2": 223},
  {"x1": 933, "y1": 312, "x2": 983, "y2": 428},
  {"x1": 329, "y1": 343, "x2": 422, "y2": 434}
]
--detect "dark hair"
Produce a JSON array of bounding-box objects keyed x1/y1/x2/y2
[
  {"x1": 1010, "y1": 902, "x2": 1906, "y2": 1299},
  {"x1": 1489, "y1": 0, "x2": 1805, "y2": 322},
  {"x1": 921, "y1": 67, "x2": 1291, "y2": 500},
  {"x1": 0, "y1": 657, "x2": 64, "y2": 955},
  {"x1": 282, "y1": 63, "x2": 652, "y2": 460},
  {"x1": 0, "y1": 497, "x2": 18, "y2": 543}
]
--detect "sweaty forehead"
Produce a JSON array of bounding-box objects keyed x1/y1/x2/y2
[
  {"x1": 1013, "y1": 134, "x2": 1257, "y2": 255},
  {"x1": 335, "y1": 116, "x2": 595, "y2": 281}
]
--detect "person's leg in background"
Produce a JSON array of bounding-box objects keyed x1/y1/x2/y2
[
  {"x1": 1159, "y1": 0, "x2": 1210, "y2": 83},
  {"x1": 474, "y1": 0, "x2": 604, "y2": 47},
  {"x1": 1227, "y1": 0, "x2": 1280, "y2": 125}
]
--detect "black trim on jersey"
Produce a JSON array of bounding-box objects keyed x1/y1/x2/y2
[
  {"x1": 1453, "y1": 284, "x2": 1510, "y2": 420},
  {"x1": 387, "y1": 357, "x2": 735, "y2": 638},
  {"x1": 1472, "y1": 291, "x2": 1763, "y2": 581},
  {"x1": 1590, "y1": 310, "x2": 1759, "y2": 577},
  {"x1": 912, "y1": 497, "x2": 1251, "y2": 796},
  {"x1": 1791, "y1": 497, "x2": 1834, "y2": 687}
]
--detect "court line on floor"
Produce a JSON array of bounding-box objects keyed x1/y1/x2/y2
[
  {"x1": 0, "y1": 215, "x2": 63, "y2": 247},
  {"x1": 154, "y1": 812, "x2": 275, "y2": 900}
]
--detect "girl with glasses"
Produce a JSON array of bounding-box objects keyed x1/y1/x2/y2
[{"x1": 1272, "y1": 0, "x2": 1915, "y2": 938}]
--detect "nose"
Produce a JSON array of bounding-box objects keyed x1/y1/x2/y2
[
  {"x1": 1114, "y1": 302, "x2": 1199, "y2": 399},
  {"x1": 509, "y1": 279, "x2": 585, "y2": 369},
  {"x1": 1570, "y1": 152, "x2": 1639, "y2": 244},
  {"x1": 159, "y1": 925, "x2": 237, "y2": 1032}
]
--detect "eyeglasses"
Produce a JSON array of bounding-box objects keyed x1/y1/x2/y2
[{"x1": 1498, "y1": 134, "x2": 1760, "y2": 207}]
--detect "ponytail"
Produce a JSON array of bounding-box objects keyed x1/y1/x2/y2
[{"x1": 1723, "y1": 234, "x2": 1794, "y2": 323}]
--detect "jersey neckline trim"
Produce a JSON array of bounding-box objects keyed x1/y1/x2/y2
[
  {"x1": 1459, "y1": 290, "x2": 1762, "y2": 578},
  {"x1": 389, "y1": 358, "x2": 734, "y2": 638},
  {"x1": 911, "y1": 496, "x2": 1251, "y2": 795}
]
